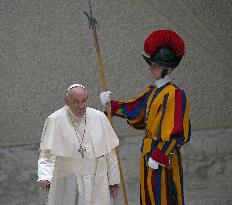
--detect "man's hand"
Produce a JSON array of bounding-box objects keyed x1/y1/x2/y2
[
  {"x1": 109, "y1": 184, "x2": 120, "y2": 198},
  {"x1": 37, "y1": 180, "x2": 50, "y2": 192}
]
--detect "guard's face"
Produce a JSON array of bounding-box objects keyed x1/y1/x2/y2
[
  {"x1": 67, "y1": 88, "x2": 88, "y2": 118},
  {"x1": 150, "y1": 64, "x2": 162, "y2": 79}
]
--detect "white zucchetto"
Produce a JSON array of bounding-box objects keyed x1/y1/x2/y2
[{"x1": 67, "y1": 84, "x2": 86, "y2": 92}]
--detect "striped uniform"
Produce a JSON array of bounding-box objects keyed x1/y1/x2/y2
[{"x1": 110, "y1": 82, "x2": 191, "y2": 205}]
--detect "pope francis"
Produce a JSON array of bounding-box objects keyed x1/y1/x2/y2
[{"x1": 37, "y1": 84, "x2": 120, "y2": 205}]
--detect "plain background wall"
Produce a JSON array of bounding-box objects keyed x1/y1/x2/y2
[
  {"x1": 0, "y1": 0, "x2": 231, "y2": 146},
  {"x1": 0, "y1": 1, "x2": 232, "y2": 205}
]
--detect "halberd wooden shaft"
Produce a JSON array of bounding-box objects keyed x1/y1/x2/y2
[{"x1": 84, "y1": 1, "x2": 128, "y2": 204}]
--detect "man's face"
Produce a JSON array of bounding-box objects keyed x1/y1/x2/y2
[
  {"x1": 150, "y1": 64, "x2": 163, "y2": 79},
  {"x1": 66, "y1": 88, "x2": 88, "y2": 118}
]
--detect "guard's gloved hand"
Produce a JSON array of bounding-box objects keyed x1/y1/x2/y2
[
  {"x1": 148, "y1": 157, "x2": 171, "y2": 169},
  {"x1": 100, "y1": 91, "x2": 111, "y2": 107},
  {"x1": 148, "y1": 157, "x2": 159, "y2": 169}
]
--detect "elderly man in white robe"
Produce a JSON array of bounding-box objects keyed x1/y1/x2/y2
[{"x1": 37, "y1": 84, "x2": 120, "y2": 205}]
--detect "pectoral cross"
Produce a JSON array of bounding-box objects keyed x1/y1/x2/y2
[{"x1": 78, "y1": 145, "x2": 86, "y2": 158}]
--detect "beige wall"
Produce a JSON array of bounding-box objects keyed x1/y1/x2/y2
[{"x1": 0, "y1": 0, "x2": 231, "y2": 146}]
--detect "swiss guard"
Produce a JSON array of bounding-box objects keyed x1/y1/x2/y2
[{"x1": 100, "y1": 29, "x2": 191, "y2": 205}]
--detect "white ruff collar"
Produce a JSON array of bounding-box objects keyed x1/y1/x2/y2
[{"x1": 155, "y1": 75, "x2": 171, "y2": 88}]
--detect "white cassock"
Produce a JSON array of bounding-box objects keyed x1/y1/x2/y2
[{"x1": 37, "y1": 106, "x2": 120, "y2": 205}]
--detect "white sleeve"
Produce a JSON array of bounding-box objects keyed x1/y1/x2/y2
[
  {"x1": 37, "y1": 150, "x2": 56, "y2": 182},
  {"x1": 106, "y1": 149, "x2": 120, "y2": 185}
]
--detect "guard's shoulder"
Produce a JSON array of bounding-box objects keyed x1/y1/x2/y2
[
  {"x1": 171, "y1": 83, "x2": 184, "y2": 91},
  {"x1": 165, "y1": 83, "x2": 186, "y2": 94},
  {"x1": 167, "y1": 84, "x2": 189, "y2": 101},
  {"x1": 148, "y1": 85, "x2": 155, "y2": 89},
  {"x1": 143, "y1": 85, "x2": 155, "y2": 93}
]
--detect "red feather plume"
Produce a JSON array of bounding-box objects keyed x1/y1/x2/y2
[{"x1": 144, "y1": 30, "x2": 185, "y2": 57}]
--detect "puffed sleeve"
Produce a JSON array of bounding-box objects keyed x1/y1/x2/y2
[{"x1": 110, "y1": 86, "x2": 154, "y2": 129}]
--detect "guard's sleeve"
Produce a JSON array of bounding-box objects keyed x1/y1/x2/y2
[
  {"x1": 110, "y1": 86, "x2": 154, "y2": 129},
  {"x1": 37, "y1": 150, "x2": 56, "y2": 182},
  {"x1": 106, "y1": 149, "x2": 120, "y2": 185},
  {"x1": 150, "y1": 88, "x2": 191, "y2": 167}
]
